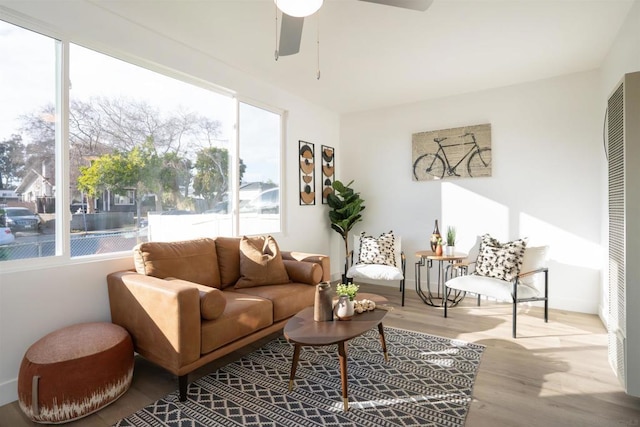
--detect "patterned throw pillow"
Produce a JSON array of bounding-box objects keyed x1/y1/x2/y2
[
  {"x1": 358, "y1": 231, "x2": 396, "y2": 267},
  {"x1": 474, "y1": 234, "x2": 527, "y2": 281}
]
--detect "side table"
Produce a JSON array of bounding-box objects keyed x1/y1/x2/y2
[{"x1": 415, "y1": 251, "x2": 467, "y2": 307}]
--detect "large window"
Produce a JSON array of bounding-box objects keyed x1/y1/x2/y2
[
  {"x1": 0, "y1": 19, "x2": 283, "y2": 263},
  {"x1": 0, "y1": 21, "x2": 58, "y2": 260}
]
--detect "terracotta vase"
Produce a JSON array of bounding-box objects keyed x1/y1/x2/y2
[{"x1": 435, "y1": 244, "x2": 443, "y2": 256}]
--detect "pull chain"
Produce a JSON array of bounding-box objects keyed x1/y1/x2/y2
[
  {"x1": 316, "y1": 12, "x2": 321, "y2": 80},
  {"x1": 274, "y1": 2, "x2": 279, "y2": 61}
]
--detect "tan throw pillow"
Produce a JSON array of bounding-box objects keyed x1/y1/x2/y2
[
  {"x1": 215, "y1": 236, "x2": 241, "y2": 289},
  {"x1": 133, "y1": 238, "x2": 221, "y2": 288},
  {"x1": 235, "y1": 235, "x2": 290, "y2": 289}
]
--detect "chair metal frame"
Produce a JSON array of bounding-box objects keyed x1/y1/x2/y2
[{"x1": 443, "y1": 264, "x2": 549, "y2": 338}]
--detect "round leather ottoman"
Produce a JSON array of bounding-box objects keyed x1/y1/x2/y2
[{"x1": 18, "y1": 322, "x2": 134, "y2": 424}]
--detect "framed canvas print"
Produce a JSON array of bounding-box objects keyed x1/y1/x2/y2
[
  {"x1": 412, "y1": 123, "x2": 492, "y2": 181},
  {"x1": 299, "y1": 141, "x2": 315, "y2": 205},
  {"x1": 321, "y1": 145, "x2": 335, "y2": 204}
]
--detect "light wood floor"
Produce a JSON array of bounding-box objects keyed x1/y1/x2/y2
[{"x1": 2, "y1": 283, "x2": 640, "y2": 426}]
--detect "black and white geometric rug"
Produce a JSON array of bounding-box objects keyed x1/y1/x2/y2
[{"x1": 115, "y1": 327, "x2": 484, "y2": 427}]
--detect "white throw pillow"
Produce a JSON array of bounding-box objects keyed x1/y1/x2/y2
[
  {"x1": 357, "y1": 231, "x2": 396, "y2": 267},
  {"x1": 474, "y1": 234, "x2": 527, "y2": 282},
  {"x1": 519, "y1": 246, "x2": 549, "y2": 288}
]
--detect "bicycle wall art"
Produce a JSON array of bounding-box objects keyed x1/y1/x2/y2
[{"x1": 412, "y1": 123, "x2": 492, "y2": 181}]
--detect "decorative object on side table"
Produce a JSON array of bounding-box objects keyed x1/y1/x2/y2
[
  {"x1": 430, "y1": 219, "x2": 441, "y2": 252},
  {"x1": 327, "y1": 180, "x2": 366, "y2": 283},
  {"x1": 314, "y1": 281, "x2": 333, "y2": 321},
  {"x1": 435, "y1": 238, "x2": 443, "y2": 256},
  {"x1": 446, "y1": 226, "x2": 456, "y2": 256},
  {"x1": 334, "y1": 283, "x2": 359, "y2": 320}
]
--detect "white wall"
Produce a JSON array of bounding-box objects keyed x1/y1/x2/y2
[
  {"x1": 340, "y1": 70, "x2": 604, "y2": 314},
  {"x1": 0, "y1": 2, "x2": 338, "y2": 405}
]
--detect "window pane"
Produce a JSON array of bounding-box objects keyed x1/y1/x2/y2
[
  {"x1": 69, "y1": 44, "x2": 234, "y2": 253},
  {"x1": 238, "y1": 103, "x2": 281, "y2": 235},
  {"x1": 0, "y1": 21, "x2": 57, "y2": 262}
]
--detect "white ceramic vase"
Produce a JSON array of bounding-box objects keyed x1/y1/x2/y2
[
  {"x1": 334, "y1": 295, "x2": 355, "y2": 320},
  {"x1": 445, "y1": 245, "x2": 455, "y2": 256}
]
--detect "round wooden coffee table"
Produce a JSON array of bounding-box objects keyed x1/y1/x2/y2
[{"x1": 283, "y1": 293, "x2": 389, "y2": 411}]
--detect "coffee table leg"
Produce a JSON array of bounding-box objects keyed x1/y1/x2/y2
[
  {"x1": 338, "y1": 341, "x2": 349, "y2": 411},
  {"x1": 289, "y1": 344, "x2": 301, "y2": 391},
  {"x1": 378, "y1": 323, "x2": 389, "y2": 362}
]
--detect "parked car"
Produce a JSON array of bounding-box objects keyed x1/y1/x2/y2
[
  {"x1": 240, "y1": 188, "x2": 279, "y2": 214},
  {"x1": 0, "y1": 227, "x2": 15, "y2": 245},
  {"x1": 70, "y1": 203, "x2": 89, "y2": 213},
  {"x1": 2, "y1": 207, "x2": 42, "y2": 232}
]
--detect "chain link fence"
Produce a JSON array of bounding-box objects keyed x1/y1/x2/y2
[{"x1": 0, "y1": 230, "x2": 148, "y2": 261}]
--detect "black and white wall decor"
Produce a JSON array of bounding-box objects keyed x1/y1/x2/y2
[
  {"x1": 299, "y1": 141, "x2": 315, "y2": 205},
  {"x1": 321, "y1": 145, "x2": 335, "y2": 204}
]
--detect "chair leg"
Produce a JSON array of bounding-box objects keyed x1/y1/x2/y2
[
  {"x1": 443, "y1": 284, "x2": 448, "y2": 318},
  {"x1": 477, "y1": 294, "x2": 481, "y2": 306},
  {"x1": 544, "y1": 269, "x2": 549, "y2": 323},
  {"x1": 512, "y1": 302, "x2": 517, "y2": 339},
  {"x1": 400, "y1": 278, "x2": 405, "y2": 307}
]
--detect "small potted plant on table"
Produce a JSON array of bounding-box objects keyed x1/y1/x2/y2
[
  {"x1": 334, "y1": 283, "x2": 359, "y2": 320},
  {"x1": 445, "y1": 226, "x2": 456, "y2": 256}
]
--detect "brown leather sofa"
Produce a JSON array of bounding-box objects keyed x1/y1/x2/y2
[{"x1": 107, "y1": 236, "x2": 330, "y2": 401}]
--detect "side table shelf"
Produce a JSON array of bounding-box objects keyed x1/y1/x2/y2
[{"x1": 415, "y1": 251, "x2": 468, "y2": 307}]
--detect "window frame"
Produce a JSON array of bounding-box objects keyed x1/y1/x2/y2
[{"x1": 0, "y1": 13, "x2": 286, "y2": 273}]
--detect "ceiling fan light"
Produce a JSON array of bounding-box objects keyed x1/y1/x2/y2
[{"x1": 275, "y1": 0, "x2": 323, "y2": 17}]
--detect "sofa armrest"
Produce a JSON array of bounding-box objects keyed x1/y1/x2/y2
[
  {"x1": 281, "y1": 251, "x2": 330, "y2": 282},
  {"x1": 107, "y1": 270, "x2": 201, "y2": 375}
]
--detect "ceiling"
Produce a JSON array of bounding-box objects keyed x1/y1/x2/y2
[{"x1": 79, "y1": 1, "x2": 636, "y2": 113}]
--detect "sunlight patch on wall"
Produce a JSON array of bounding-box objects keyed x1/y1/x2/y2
[
  {"x1": 519, "y1": 213, "x2": 603, "y2": 270},
  {"x1": 441, "y1": 183, "x2": 508, "y2": 253}
]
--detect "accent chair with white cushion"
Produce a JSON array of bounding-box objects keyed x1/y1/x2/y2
[
  {"x1": 443, "y1": 235, "x2": 549, "y2": 338},
  {"x1": 346, "y1": 231, "x2": 406, "y2": 306}
]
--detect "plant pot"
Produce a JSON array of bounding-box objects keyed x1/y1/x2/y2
[
  {"x1": 445, "y1": 246, "x2": 455, "y2": 256},
  {"x1": 334, "y1": 295, "x2": 355, "y2": 320}
]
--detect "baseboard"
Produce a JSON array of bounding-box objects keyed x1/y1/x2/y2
[{"x1": 0, "y1": 378, "x2": 18, "y2": 407}]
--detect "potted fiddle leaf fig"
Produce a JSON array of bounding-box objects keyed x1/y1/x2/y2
[{"x1": 327, "y1": 180, "x2": 365, "y2": 283}]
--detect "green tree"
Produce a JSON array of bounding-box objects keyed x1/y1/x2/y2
[
  {"x1": 193, "y1": 147, "x2": 245, "y2": 209},
  {"x1": 0, "y1": 134, "x2": 25, "y2": 189},
  {"x1": 77, "y1": 140, "x2": 161, "y2": 224}
]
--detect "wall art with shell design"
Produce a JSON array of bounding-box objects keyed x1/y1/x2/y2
[
  {"x1": 321, "y1": 145, "x2": 335, "y2": 204},
  {"x1": 299, "y1": 141, "x2": 315, "y2": 205}
]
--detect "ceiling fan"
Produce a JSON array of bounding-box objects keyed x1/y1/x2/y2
[{"x1": 275, "y1": 0, "x2": 434, "y2": 57}]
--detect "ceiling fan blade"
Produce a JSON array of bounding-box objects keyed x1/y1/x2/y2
[
  {"x1": 358, "y1": 0, "x2": 434, "y2": 12},
  {"x1": 278, "y1": 13, "x2": 304, "y2": 57}
]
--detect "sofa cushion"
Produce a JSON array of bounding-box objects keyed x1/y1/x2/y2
[
  {"x1": 133, "y1": 238, "x2": 221, "y2": 288},
  {"x1": 474, "y1": 235, "x2": 527, "y2": 281},
  {"x1": 231, "y1": 283, "x2": 315, "y2": 322},
  {"x1": 446, "y1": 274, "x2": 540, "y2": 301},
  {"x1": 200, "y1": 292, "x2": 273, "y2": 354},
  {"x1": 282, "y1": 259, "x2": 322, "y2": 285},
  {"x1": 235, "y1": 235, "x2": 290, "y2": 289},
  {"x1": 215, "y1": 237, "x2": 241, "y2": 289}
]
